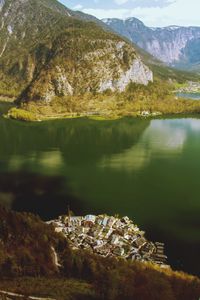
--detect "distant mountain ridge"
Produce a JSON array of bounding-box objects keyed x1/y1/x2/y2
[{"x1": 102, "y1": 17, "x2": 200, "y2": 71}]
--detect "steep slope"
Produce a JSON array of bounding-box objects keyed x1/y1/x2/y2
[
  {"x1": 0, "y1": 0, "x2": 153, "y2": 103},
  {"x1": 102, "y1": 17, "x2": 200, "y2": 71},
  {"x1": 0, "y1": 205, "x2": 65, "y2": 276},
  {"x1": 0, "y1": 0, "x2": 74, "y2": 97},
  {"x1": 129, "y1": 42, "x2": 200, "y2": 83}
]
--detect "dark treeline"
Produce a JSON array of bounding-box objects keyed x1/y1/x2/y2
[{"x1": 0, "y1": 206, "x2": 200, "y2": 300}]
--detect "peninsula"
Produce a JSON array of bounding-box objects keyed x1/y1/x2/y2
[{"x1": 48, "y1": 214, "x2": 168, "y2": 266}]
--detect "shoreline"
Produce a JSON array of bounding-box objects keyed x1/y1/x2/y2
[
  {"x1": 2, "y1": 92, "x2": 200, "y2": 122},
  {"x1": 4, "y1": 108, "x2": 200, "y2": 122}
]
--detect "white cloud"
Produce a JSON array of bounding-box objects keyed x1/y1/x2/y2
[
  {"x1": 114, "y1": 0, "x2": 129, "y2": 5},
  {"x1": 82, "y1": 8, "x2": 131, "y2": 20},
  {"x1": 81, "y1": 0, "x2": 200, "y2": 27},
  {"x1": 73, "y1": 4, "x2": 83, "y2": 10}
]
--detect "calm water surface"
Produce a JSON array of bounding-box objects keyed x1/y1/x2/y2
[
  {"x1": 177, "y1": 92, "x2": 200, "y2": 100},
  {"x1": 0, "y1": 103, "x2": 199, "y2": 275}
]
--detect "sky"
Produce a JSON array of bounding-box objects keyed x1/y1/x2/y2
[{"x1": 59, "y1": 0, "x2": 200, "y2": 27}]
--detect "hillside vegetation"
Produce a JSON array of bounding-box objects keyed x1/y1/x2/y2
[
  {"x1": 7, "y1": 80, "x2": 200, "y2": 121},
  {"x1": 0, "y1": 0, "x2": 153, "y2": 107},
  {"x1": 0, "y1": 206, "x2": 200, "y2": 300},
  {"x1": 3, "y1": 0, "x2": 200, "y2": 122},
  {"x1": 1, "y1": 0, "x2": 200, "y2": 121}
]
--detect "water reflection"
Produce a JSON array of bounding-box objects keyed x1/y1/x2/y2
[
  {"x1": 0, "y1": 113, "x2": 200, "y2": 275},
  {"x1": 8, "y1": 151, "x2": 64, "y2": 173},
  {"x1": 100, "y1": 119, "x2": 188, "y2": 171},
  {"x1": 0, "y1": 172, "x2": 86, "y2": 220},
  {"x1": 144, "y1": 120, "x2": 187, "y2": 152},
  {"x1": 0, "y1": 117, "x2": 149, "y2": 166}
]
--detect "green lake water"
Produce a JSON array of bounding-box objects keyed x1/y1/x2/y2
[{"x1": 0, "y1": 102, "x2": 199, "y2": 275}]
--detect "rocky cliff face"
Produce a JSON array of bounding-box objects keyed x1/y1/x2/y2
[
  {"x1": 103, "y1": 18, "x2": 200, "y2": 71},
  {"x1": 20, "y1": 38, "x2": 153, "y2": 103},
  {"x1": 0, "y1": 0, "x2": 153, "y2": 104},
  {"x1": 0, "y1": 0, "x2": 5, "y2": 10}
]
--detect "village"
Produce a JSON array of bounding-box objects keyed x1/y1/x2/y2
[
  {"x1": 47, "y1": 214, "x2": 168, "y2": 266},
  {"x1": 177, "y1": 81, "x2": 200, "y2": 93}
]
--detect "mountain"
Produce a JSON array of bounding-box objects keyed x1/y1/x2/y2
[
  {"x1": 0, "y1": 0, "x2": 153, "y2": 104},
  {"x1": 102, "y1": 17, "x2": 200, "y2": 71}
]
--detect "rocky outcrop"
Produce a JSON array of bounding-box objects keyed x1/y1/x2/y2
[
  {"x1": 0, "y1": 0, "x2": 153, "y2": 105},
  {"x1": 116, "y1": 58, "x2": 153, "y2": 90},
  {"x1": 103, "y1": 17, "x2": 200, "y2": 70},
  {"x1": 19, "y1": 36, "x2": 153, "y2": 103},
  {"x1": 99, "y1": 58, "x2": 152, "y2": 92},
  {"x1": 0, "y1": 0, "x2": 5, "y2": 11}
]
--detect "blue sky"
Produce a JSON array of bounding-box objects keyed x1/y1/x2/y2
[{"x1": 59, "y1": 0, "x2": 200, "y2": 27}]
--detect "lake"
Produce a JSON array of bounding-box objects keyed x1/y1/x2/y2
[
  {"x1": 177, "y1": 92, "x2": 200, "y2": 100},
  {"x1": 0, "y1": 102, "x2": 199, "y2": 276}
]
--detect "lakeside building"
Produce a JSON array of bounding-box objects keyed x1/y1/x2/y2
[{"x1": 47, "y1": 214, "x2": 168, "y2": 266}]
